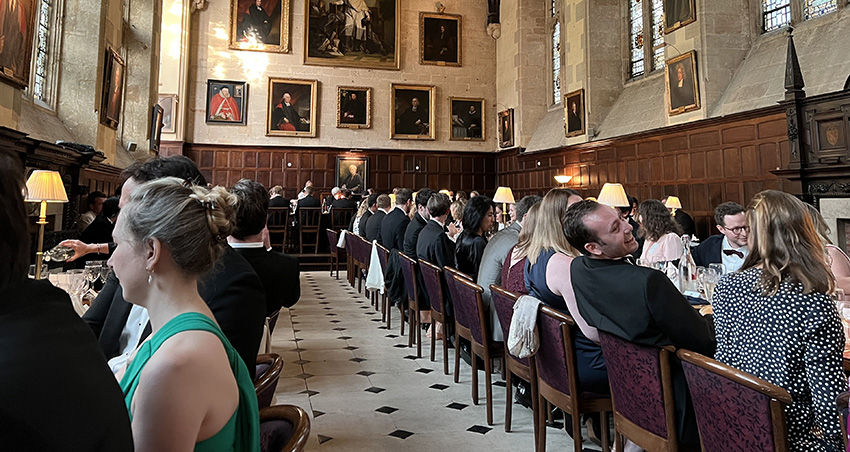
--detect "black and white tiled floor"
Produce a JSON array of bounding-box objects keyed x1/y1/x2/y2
[{"x1": 271, "y1": 271, "x2": 599, "y2": 450}]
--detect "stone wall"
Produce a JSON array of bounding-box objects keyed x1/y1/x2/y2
[{"x1": 184, "y1": 0, "x2": 497, "y2": 151}]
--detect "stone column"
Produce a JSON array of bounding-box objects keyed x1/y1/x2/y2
[{"x1": 122, "y1": 0, "x2": 164, "y2": 157}]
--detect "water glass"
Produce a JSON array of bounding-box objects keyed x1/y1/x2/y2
[{"x1": 698, "y1": 267, "x2": 720, "y2": 304}]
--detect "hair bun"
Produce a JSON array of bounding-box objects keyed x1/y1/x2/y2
[{"x1": 190, "y1": 186, "x2": 236, "y2": 241}]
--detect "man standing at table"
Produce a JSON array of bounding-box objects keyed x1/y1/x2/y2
[
  {"x1": 692, "y1": 202, "x2": 748, "y2": 272},
  {"x1": 564, "y1": 200, "x2": 715, "y2": 451}
]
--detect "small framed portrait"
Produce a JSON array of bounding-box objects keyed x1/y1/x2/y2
[
  {"x1": 0, "y1": 0, "x2": 37, "y2": 88},
  {"x1": 335, "y1": 156, "x2": 368, "y2": 194},
  {"x1": 663, "y1": 0, "x2": 695, "y2": 33},
  {"x1": 498, "y1": 108, "x2": 514, "y2": 148},
  {"x1": 564, "y1": 89, "x2": 585, "y2": 137},
  {"x1": 157, "y1": 94, "x2": 177, "y2": 133},
  {"x1": 665, "y1": 51, "x2": 700, "y2": 116},
  {"x1": 450, "y1": 97, "x2": 484, "y2": 141},
  {"x1": 267, "y1": 78, "x2": 318, "y2": 137},
  {"x1": 337, "y1": 86, "x2": 371, "y2": 129},
  {"x1": 149, "y1": 104, "x2": 164, "y2": 152},
  {"x1": 419, "y1": 12, "x2": 461, "y2": 67},
  {"x1": 230, "y1": 0, "x2": 291, "y2": 53},
  {"x1": 100, "y1": 47, "x2": 126, "y2": 129},
  {"x1": 206, "y1": 80, "x2": 248, "y2": 125},
  {"x1": 304, "y1": 0, "x2": 399, "y2": 70},
  {"x1": 391, "y1": 84, "x2": 435, "y2": 140}
]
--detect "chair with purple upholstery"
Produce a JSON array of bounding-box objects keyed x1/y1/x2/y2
[
  {"x1": 398, "y1": 252, "x2": 428, "y2": 357},
  {"x1": 325, "y1": 229, "x2": 347, "y2": 279},
  {"x1": 254, "y1": 353, "x2": 285, "y2": 410},
  {"x1": 375, "y1": 243, "x2": 389, "y2": 317},
  {"x1": 445, "y1": 266, "x2": 505, "y2": 426},
  {"x1": 260, "y1": 404, "x2": 311, "y2": 452},
  {"x1": 677, "y1": 349, "x2": 793, "y2": 452},
  {"x1": 420, "y1": 259, "x2": 450, "y2": 375},
  {"x1": 536, "y1": 305, "x2": 611, "y2": 452},
  {"x1": 500, "y1": 247, "x2": 528, "y2": 296},
  {"x1": 353, "y1": 235, "x2": 370, "y2": 295},
  {"x1": 598, "y1": 330, "x2": 677, "y2": 452},
  {"x1": 490, "y1": 284, "x2": 539, "y2": 443}
]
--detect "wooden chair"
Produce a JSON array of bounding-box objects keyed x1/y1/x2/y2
[
  {"x1": 267, "y1": 208, "x2": 290, "y2": 253},
  {"x1": 297, "y1": 207, "x2": 322, "y2": 254},
  {"x1": 678, "y1": 349, "x2": 793, "y2": 452},
  {"x1": 445, "y1": 266, "x2": 504, "y2": 426},
  {"x1": 490, "y1": 285, "x2": 539, "y2": 442},
  {"x1": 536, "y1": 306, "x2": 611, "y2": 452},
  {"x1": 254, "y1": 353, "x2": 284, "y2": 410},
  {"x1": 419, "y1": 259, "x2": 450, "y2": 375},
  {"x1": 259, "y1": 404, "x2": 311, "y2": 452},
  {"x1": 331, "y1": 207, "x2": 355, "y2": 231},
  {"x1": 326, "y1": 229, "x2": 347, "y2": 279},
  {"x1": 398, "y1": 252, "x2": 430, "y2": 357},
  {"x1": 375, "y1": 243, "x2": 390, "y2": 320},
  {"x1": 598, "y1": 331, "x2": 677, "y2": 452}
]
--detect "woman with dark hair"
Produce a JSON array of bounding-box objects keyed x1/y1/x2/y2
[
  {"x1": 455, "y1": 195, "x2": 496, "y2": 279},
  {"x1": 638, "y1": 199, "x2": 683, "y2": 262},
  {"x1": 0, "y1": 151, "x2": 133, "y2": 450},
  {"x1": 713, "y1": 190, "x2": 844, "y2": 451}
]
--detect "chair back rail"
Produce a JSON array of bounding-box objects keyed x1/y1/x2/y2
[
  {"x1": 298, "y1": 207, "x2": 323, "y2": 253},
  {"x1": 259, "y1": 404, "x2": 311, "y2": 452},
  {"x1": 326, "y1": 229, "x2": 339, "y2": 258},
  {"x1": 267, "y1": 208, "x2": 290, "y2": 252},
  {"x1": 331, "y1": 207, "x2": 355, "y2": 231},
  {"x1": 254, "y1": 353, "x2": 284, "y2": 410},
  {"x1": 677, "y1": 349, "x2": 792, "y2": 452}
]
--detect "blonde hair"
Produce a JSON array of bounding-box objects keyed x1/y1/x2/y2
[
  {"x1": 741, "y1": 190, "x2": 834, "y2": 296},
  {"x1": 450, "y1": 200, "x2": 466, "y2": 222},
  {"x1": 120, "y1": 177, "x2": 236, "y2": 276},
  {"x1": 355, "y1": 198, "x2": 370, "y2": 219},
  {"x1": 515, "y1": 189, "x2": 579, "y2": 265}
]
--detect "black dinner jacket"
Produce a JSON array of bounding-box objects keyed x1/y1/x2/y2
[
  {"x1": 234, "y1": 246, "x2": 301, "y2": 316},
  {"x1": 83, "y1": 246, "x2": 267, "y2": 371},
  {"x1": 269, "y1": 195, "x2": 288, "y2": 208},
  {"x1": 357, "y1": 209, "x2": 373, "y2": 236},
  {"x1": 380, "y1": 207, "x2": 410, "y2": 252},
  {"x1": 332, "y1": 198, "x2": 357, "y2": 210},
  {"x1": 417, "y1": 219, "x2": 456, "y2": 313},
  {"x1": 364, "y1": 209, "x2": 387, "y2": 243},
  {"x1": 403, "y1": 213, "x2": 428, "y2": 258},
  {"x1": 297, "y1": 194, "x2": 321, "y2": 209},
  {"x1": 674, "y1": 210, "x2": 697, "y2": 238},
  {"x1": 692, "y1": 234, "x2": 723, "y2": 268}
]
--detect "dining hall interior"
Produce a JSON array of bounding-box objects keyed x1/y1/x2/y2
[{"x1": 3, "y1": 0, "x2": 850, "y2": 450}]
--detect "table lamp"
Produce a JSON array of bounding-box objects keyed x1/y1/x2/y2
[
  {"x1": 664, "y1": 196, "x2": 682, "y2": 217},
  {"x1": 25, "y1": 170, "x2": 68, "y2": 280},
  {"x1": 597, "y1": 183, "x2": 629, "y2": 208},
  {"x1": 493, "y1": 186, "x2": 515, "y2": 225},
  {"x1": 554, "y1": 175, "x2": 572, "y2": 187}
]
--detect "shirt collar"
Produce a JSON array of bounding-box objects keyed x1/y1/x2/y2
[
  {"x1": 229, "y1": 242, "x2": 265, "y2": 249},
  {"x1": 721, "y1": 236, "x2": 746, "y2": 252},
  {"x1": 430, "y1": 218, "x2": 445, "y2": 228}
]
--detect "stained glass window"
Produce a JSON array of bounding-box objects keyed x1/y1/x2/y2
[
  {"x1": 32, "y1": 0, "x2": 51, "y2": 103},
  {"x1": 762, "y1": 0, "x2": 791, "y2": 31},
  {"x1": 650, "y1": 0, "x2": 665, "y2": 71},
  {"x1": 552, "y1": 0, "x2": 557, "y2": 16},
  {"x1": 804, "y1": 0, "x2": 837, "y2": 19},
  {"x1": 629, "y1": 0, "x2": 645, "y2": 78},
  {"x1": 552, "y1": 21, "x2": 561, "y2": 104}
]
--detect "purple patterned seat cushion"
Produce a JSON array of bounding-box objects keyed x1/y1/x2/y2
[
  {"x1": 599, "y1": 332, "x2": 668, "y2": 439},
  {"x1": 535, "y1": 311, "x2": 572, "y2": 395},
  {"x1": 500, "y1": 250, "x2": 528, "y2": 296},
  {"x1": 260, "y1": 419, "x2": 294, "y2": 452},
  {"x1": 682, "y1": 360, "x2": 777, "y2": 452},
  {"x1": 491, "y1": 288, "x2": 529, "y2": 367},
  {"x1": 420, "y1": 264, "x2": 444, "y2": 314},
  {"x1": 451, "y1": 275, "x2": 486, "y2": 344},
  {"x1": 398, "y1": 257, "x2": 418, "y2": 303}
]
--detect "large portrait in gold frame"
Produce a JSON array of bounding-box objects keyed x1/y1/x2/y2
[
  {"x1": 0, "y1": 0, "x2": 37, "y2": 88},
  {"x1": 665, "y1": 51, "x2": 700, "y2": 116},
  {"x1": 303, "y1": 0, "x2": 399, "y2": 70},
  {"x1": 663, "y1": 0, "x2": 695, "y2": 34},
  {"x1": 230, "y1": 0, "x2": 291, "y2": 53},
  {"x1": 391, "y1": 84, "x2": 435, "y2": 140},
  {"x1": 266, "y1": 78, "x2": 318, "y2": 137}
]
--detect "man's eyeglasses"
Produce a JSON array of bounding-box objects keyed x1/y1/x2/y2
[{"x1": 722, "y1": 225, "x2": 749, "y2": 235}]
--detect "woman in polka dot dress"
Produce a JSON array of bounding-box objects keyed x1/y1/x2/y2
[{"x1": 712, "y1": 190, "x2": 845, "y2": 451}]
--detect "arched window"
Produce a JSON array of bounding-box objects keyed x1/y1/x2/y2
[
  {"x1": 630, "y1": 0, "x2": 665, "y2": 78},
  {"x1": 29, "y1": 0, "x2": 61, "y2": 108},
  {"x1": 552, "y1": 21, "x2": 561, "y2": 104}
]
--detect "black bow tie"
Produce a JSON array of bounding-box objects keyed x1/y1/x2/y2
[{"x1": 723, "y1": 249, "x2": 744, "y2": 258}]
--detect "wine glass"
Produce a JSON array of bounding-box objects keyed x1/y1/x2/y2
[
  {"x1": 698, "y1": 267, "x2": 720, "y2": 304},
  {"x1": 99, "y1": 261, "x2": 111, "y2": 283},
  {"x1": 84, "y1": 262, "x2": 101, "y2": 297}
]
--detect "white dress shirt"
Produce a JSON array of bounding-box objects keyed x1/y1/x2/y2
[
  {"x1": 721, "y1": 236, "x2": 748, "y2": 273},
  {"x1": 107, "y1": 304, "x2": 149, "y2": 374}
]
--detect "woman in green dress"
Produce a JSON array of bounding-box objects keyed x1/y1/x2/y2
[{"x1": 109, "y1": 177, "x2": 259, "y2": 451}]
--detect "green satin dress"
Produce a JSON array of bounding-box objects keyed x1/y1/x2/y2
[{"x1": 119, "y1": 312, "x2": 260, "y2": 452}]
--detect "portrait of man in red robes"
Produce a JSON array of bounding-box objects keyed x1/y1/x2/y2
[{"x1": 206, "y1": 80, "x2": 247, "y2": 124}]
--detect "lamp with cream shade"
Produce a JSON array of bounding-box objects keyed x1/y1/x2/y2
[
  {"x1": 25, "y1": 170, "x2": 68, "y2": 280},
  {"x1": 597, "y1": 183, "x2": 629, "y2": 208},
  {"x1": 554, "y1": 175, "x2": 572, "y2": 186},
  {"x1": 492, "y1": 186, "x2": 515, "y2": 225},
  {"x1": 664, "y1": 196, "x2": 682, "y2": 217}
]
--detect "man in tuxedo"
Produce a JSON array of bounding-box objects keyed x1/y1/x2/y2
[
  {"x1": 477, "y1": 194, "x2": 543, "y2": 341},
  {"x1": 417, "y1": 193, "x2": 456, "y2": 307},
  {"x1": 82, "y1": 156, "x2": 267, "y2": 373},
  {"x1": 229, "y1": 179, "x2": 301, "y2": 317},
  {"x1": 332, "y1": 188, "x2": 357, "y2": 210},
  {"x1": 404, "y1": 188, "x2": 434, "y2": 258},
  {"x1": 380, "y1": 188, "x2": 412, "y2": 252},
  {"x1": 564, "y1": 200, "x2": 715, "y2": 450},
  {"x1": 268, "y1": 185, "x2": 288, "y2": 207},
  {"x1": 364, "y1": 194, "x2": 391, "y2": 242},
  {"x1": 692, "y1": 202, "x2": 748, "y2": 272},
  {"x1": 357, "y1": 193, "x2": 379, "y2": 236},
  {"x1": 297, "y1": 185, "x2": 321, "y2": 209}
]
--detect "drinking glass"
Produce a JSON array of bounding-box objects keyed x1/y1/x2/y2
[
  {"x1": 84, "y1": 262, "x2": 101, "y2": 296},
  {"x1": 99, "y1": 262, "x2": 111, "y2": 283},
  {"x1": 67, "y1": 270, "x2": 87, "y2": 299},
  {"x1": 709, "y1": 263, "x2": 726, "y2": 276},
  {"x1": 698, "y1": 267, "x2": 720, "y2": 304}
]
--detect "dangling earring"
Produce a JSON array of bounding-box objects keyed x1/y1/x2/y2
[{"x1": 148, "y1": 274, "x2": 153, "y2": 285}]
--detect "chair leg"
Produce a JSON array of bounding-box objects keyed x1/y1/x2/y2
[
  {"x1": 442, "y1": 330, "x2": 449, "y2": 376},
  {"x1": 601, "y1": 412, "x2": 610, "y2": 452},
  {"x1": 505, "y1": 367, "x2": 513, "y2": 432},
  {"x1": 416, "y1": 312, "x2": 422, "y2": 358},
  {"x1": 386, "y1": 299, "x2": 392, "y2": 330},
  {"x1": 407, "y1": 308, "x2": 415, "y2": 349},
  {"x1": 485, "y1": 356, "x2": 493, "y2": 425},
  {"x1": 531, "y1": 378, "x2": 539, "y2": 450},
  {"x1": 430, "y1": 318, "x2": 436, "y2": 363},
  {"x1": 454, "y1": 332, "x2": 461, "y2": 383},
  {"x1": 399, "y1": 304, "x2": 406, "y2": 338},
  {"x1": 571, "y1": 407, "x2": 582, "y2": 452},
  {"x1": 614, "y1": 432, "x2": 624, "y2": 452},
  {"x1": 381, "y1": 293, "x2": 387, "y2": 322},
  {"x1": 537, "y1": 393, "x2": 547, "y2": 452},
  {"x1": 472, "y1": 349, "x2": 479, "y2": 406}
]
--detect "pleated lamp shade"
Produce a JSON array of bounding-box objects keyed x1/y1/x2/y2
[
  {"x1": 493, "y1": 186, "x2": 515, "y2": 204},
  {"x1": 25, "y1": 170, "x2": 68, "y2": 203},
  {"x1": 597, "y1": 183, "x2": 629, "y2": 207}
]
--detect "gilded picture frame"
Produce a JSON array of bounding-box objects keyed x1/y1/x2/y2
[
  {"x1": 564, "y1": 89, "x2": 585, "y2": 137},
  {"x1": 0, "y1": 0, "x2": 37, "y2": 88},
  {"x1": 449, "y1": 97, "x2": 484, "y2": 141},
  {"x1": 498, "y1": 108, "x2": 514, "y2": 148},
  {"x1": 230, "y1": 0, "x2": 291, "y2": 53},
  {"x1": 335, "y1": 156, "x2": 368, "y2": 194},
  {"x1": 267, "y1": 78, "x2": 318, "y2": 137},
  {"x1": 391, "y1": 84, "x2": 435, "y2": 140},
  {"x1": 663, "y1": 0, "x2": 696, "y2": 34},
  {"x1": 665, "y1": 51, "x2": 700, "y2": 116},
  {"x1": 100, "y1": 47, "x2": 125, "y2": 129},
  {"x1": 336, "y1": 86, "x2": 372, "y2": 129},
  {"x1": 419, "y1": 12, "x2": 462, "y2": 67},
  {"x1": 303, "y1": 0, "x2": 399, "y2": 70}
]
